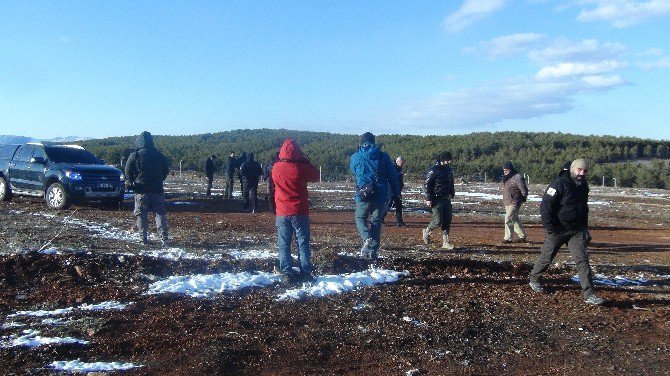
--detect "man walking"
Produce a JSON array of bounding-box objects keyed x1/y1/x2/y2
[
  {"x1": 272, "y1": 139, "x2": 320, "y2": 283},
  {"x1": 350, "y1": 132, "x2": 400, "y2": 260},
  {"x1": 501, "y1": 161, "x2": 528, "y2": 243},
  {"x1": 239, "y1": 152, "x2": 263, "y2": 212},
  {"x1": 529, "y1": 159, "x2": 605, "y2": 305},
  {"x1": 204, "y1": 154, "x2": 217, "y2": 196},
  {"x1": 422, "y1": 151, "x2": 456, "y2": 250},
  {"x1": 383, "y1": 156, "x2": 406, "y2": 226},
  {"x1": 124, "y1": 131, "x2": 171, "y2": 246}
]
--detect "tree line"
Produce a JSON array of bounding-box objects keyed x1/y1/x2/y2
[{"x1": 80, "y1": 129, "x2": 670, "y2": 189}]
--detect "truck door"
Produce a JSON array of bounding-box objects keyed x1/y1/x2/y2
[
  {"x1": 7, "y1": 145, "x2": 36, "y2": 190},
  {"x1": 25, "y1": 146, "x2": 48, "y2": 192}
]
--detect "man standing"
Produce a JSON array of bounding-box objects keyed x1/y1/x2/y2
[
  {"x1": 204, "y1": 154, "x2": 217, "y2": 196},
  {"x1": 224, "y1": 152, "x2": 236, "y2": 198},
  {"x1": 264, "y1": 152, "x2": 279, "y2": 214},
  {"x1": 239, "y1": 152, "x2": 263, "y2": 213},
  {"x1": 272, "y1": 139, "x2": 320, "y2": 283},
  {"x1": 529, "y1": 159, "x2": 605, "y2": 305},
  {"x1": 124, "y1": 131, "x2": 170, "y2": 246},
  {"x1": 422, "y1": 151, "x2": 456, "y2": 250},
  {"x1": 383, "y1": 156, "x2": 406, "y2": 226},
  {"x1": 501, "y1": 161, "x2": 528, "y2": 243},
  {"x1": 350, "y1": 132, "x2": 400, "y2": 260}
]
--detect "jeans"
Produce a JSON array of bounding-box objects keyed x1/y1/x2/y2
[
  {"x1": 504, "y1": 204, "x2": 526, "y2": 240},
  {"x1": 276, "y1": 215, "x2": 311, "y2": 275},
  {"x1": 133, "y1": 193, "x2": 169, "y2": 240},
  {"x1": 427, "y1": 196, "x2": 452, "y2": 235},
  {"x1": 354, "y1": 200, "x2": 384, "y2": 253},
  {"x1": 530, "y1": 230, "x2": 594, "y2": 296}
]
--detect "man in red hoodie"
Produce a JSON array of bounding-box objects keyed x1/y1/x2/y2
[{"x1": 271, "y1": 139, "x2": 320, "y2": 283}]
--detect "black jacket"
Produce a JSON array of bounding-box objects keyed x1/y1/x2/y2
[
  {"x1": 396, "y1": 165, "x2": 404, "y2": 191},
  {"x1": 124, "y1": 131, "x2": 170, "y2": 194},
  {"x1": 205, "y1": 157, "x2": 215, "y2": 177},
  {"x1": 225, "y1": 156, "x2": 237, "y2": 176},
  {"x1": 540, "y1": 172, "x2": 589, "y2": 234},
  {"x1": 425, "y1": 163, "x2": 455, "y2": 201},
  {"x1": 239, "y1": 154, "x2": 263, "y2": 184}
]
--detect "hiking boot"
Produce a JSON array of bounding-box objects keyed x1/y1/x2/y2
[
  {"x1": 584, "y1": 293, "x2": 605, "y2": 305},
  {"x1": 529, "y1": 281, "x2": 546, "y2": 294},
  {"x1": 422, "y1": 228, "x2": 430, "y2": 245},
  {"x1": 441, "y1": 234, "x2": 455, "y2": 250},
  {"x1": 360, "y1": 238, "x2": 372, "y2": 258}
]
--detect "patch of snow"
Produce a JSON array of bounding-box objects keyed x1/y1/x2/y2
[
  {"x1": 277, "y1": 268, "x2": 409, "y2": 301},
  {"x1": 1, "y1": 329, "x2": 89, "y2": 348},
  {"x1": 146, "y1": 271, "x2": 280, "y2": 297},
  {"x1": 8, "y1": 300, "x2": 131, "y2": 318},
  {"x1": 572, "y1": 274, "x2": 649, "y2": 286},
  {"x1": 138, "y1": 247, "x2": 220, "y2": 261},
  {"x1": 228, "y1": 249, "x2": 278, "y2": 260},
  {"x1": 50, "y1": 359, "x2": 143, "y2": 372}
]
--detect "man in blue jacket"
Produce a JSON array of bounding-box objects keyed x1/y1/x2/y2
[
  {"x1": 350, "y1": 132, "x2": 400, "y2": 260},
  {"x1": 124, "y1": 131, "x2": 171, "y2": 246}
]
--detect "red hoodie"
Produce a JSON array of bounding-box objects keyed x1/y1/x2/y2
[{"x1": 271, "y1": 139, "x2": 320, "y2": 216}]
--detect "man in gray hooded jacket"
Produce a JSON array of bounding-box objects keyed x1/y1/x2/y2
[{"x1": 124, "y1": 131, "x2": 171, "y2": 245}]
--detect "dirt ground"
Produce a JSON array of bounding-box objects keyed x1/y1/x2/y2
[{"x1": 1, "y1": 178, "x2": 669, "y2": 375}]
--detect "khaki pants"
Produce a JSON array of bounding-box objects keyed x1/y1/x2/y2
[{"x1": 504, "y1": 204, "x2": 526, "y2": 240}]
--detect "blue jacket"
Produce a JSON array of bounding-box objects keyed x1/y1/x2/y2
[{"x1": 349, "y1": 143, "x2": 400, "y2": 204}]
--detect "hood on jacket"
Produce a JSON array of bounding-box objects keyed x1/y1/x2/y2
[
  {"x1": 247, "y1": 152, "x2": 255, "y2": 161},
  {"x1": 135, "y1": 131, "x2": 154, "y2": 149},
  {"x1": 279, "y1": 139, "x2": 308, "y2": 162}
]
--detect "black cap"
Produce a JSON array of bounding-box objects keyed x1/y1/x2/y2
[
  {"x1": 440, "y1": 151, "x2": 452, "y2": 161},
  {"x1": 562, "y1": 161, "x2": 571, "y2": 170},
  {"x1": 360, "y1": 132, "x2": 375, "y2": 145},
  {"x1": 503, "y1": 161, "x2": 514, "y2": 170}
]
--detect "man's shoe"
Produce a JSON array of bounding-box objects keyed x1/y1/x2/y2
[
  {"x1": 529, "y1": 281, "x2": 546, "y2": 294},
  {"x1": 422, "y1": 228, "x2": 430, "y2": 245},
  {"x1": 502, "y1": 239, "x2": 513, "y2": 244},
  {"x1": 396, "y1": 222, "x2": 406, "y2": 227},
  {"x1": 360, "y1": 238, "x2": 372, "y2": 258},
  {"x1": 584, "y1": 294, "x2": 605, "y2": 305},
  {"x1": 517, "y1": 237, "x2": 530, "y2": 243}
]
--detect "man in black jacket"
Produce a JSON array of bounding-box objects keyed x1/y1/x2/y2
[
  {"x1": 124, "y1": 131, "x2": 171, "y2": 245},
  {"x1": 422, "y1": 151, "x2": 456, "y2": 249},
  {"x1": 239, "y1": 152, "x2": 263, "y2": 213},
  {"x1": 383, "y1": 156, "x2": 406, "y2": 226},
  {"x1": 224, "y1": 152, "x2": 236, "y2": 198},
  {"x1": 529, "y1": 158, "x2": 604, "y2": 305},
  {"x1": 204, "y1": 154, "x2": 217, "y2": 196}
]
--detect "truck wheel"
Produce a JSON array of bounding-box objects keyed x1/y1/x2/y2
[
  {"x1": 0, "y1": 176, "x2": 12, "y2": 201},
  {"x1": 46, "y1": 183, "x2": 71, "y2": 209}
]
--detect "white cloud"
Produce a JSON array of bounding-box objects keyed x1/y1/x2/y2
[
  {"x1": 575, "y1": 0, "x2": 670, "y2": 28},
  {"x1": 443, "y1": 0, "x2": 507, "y2": 33},
  {"x1": 478, "y1": 33, "x2": 546, "y2": 58},
  {"x1": 536, "y1": 60, "x2": 628, "y2": 79},
  {"x1": 581, "y1": 74, "x2": 626, "y2": 88},
  {"x1": 529, "y1": 39, "x2": 627, "y2": 64},
  {"x1": 637, "y1": 57, "x2": 670, "y2": 69}
]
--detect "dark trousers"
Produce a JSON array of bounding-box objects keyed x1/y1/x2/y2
[
  {"x1": 225, "y1": 175, "x2": 234, "y2": 198},
  {"x1": 530, "y1": 230, "x2": 594, "y2": 296},
  {"x1": 133, "y1": 193, "x2": 169, "y2": 241},
  {"x1": 206, "y1": 175, "x2": 213, "y2": 195},
  {"x1": 242, "y1": 179, "x2": 259, "y2": 212},
  {"x1": 383, "y1": 194, "x2": 403, "y2": 224}
]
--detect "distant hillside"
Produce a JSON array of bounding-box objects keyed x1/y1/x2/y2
[{"x1": 81, "y1": 129, "x2": 670, "y2": 189}]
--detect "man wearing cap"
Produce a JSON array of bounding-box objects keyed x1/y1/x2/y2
[
  {"x1": 501, "y1": 161, "x2": 528, "y2": 243},
  {"x1": 350, "y1": 132, "x2": 400, "y2": 260},
  {"x1": 529, "y1": 159, "x2": 605, "y2": 305},
  {"x1": 422, "y1": 151, "x2": 456, "y2": 249}
]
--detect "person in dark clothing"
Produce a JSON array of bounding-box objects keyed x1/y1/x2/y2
[
  {"x1": 529, "y1": 158, "x2": 605, "y2": 305},
  {"x1": 382, "y1": 156, "x2": 406, "y2": 226},
  {"x1": 204, "y1": 155, "x2": 217, "y2": 196},
  {"x1": 239, "y1": 152, "x2": 263, "y2": 212},
  {"x1": 224, "y1": 152, "x2": 237, "y2": 198},
  {"x1": 124, "y1": 131, "x2": 170, "y2": 245},
  {"x1": 422, "y1": 151, "x2": 456, "y2": 249},
  {"x1": 236, "y1": 152, "x2": 247, "y2": 199},
  {"x1": 264, "y1": 152, "x2": 279, "y2": 214}
]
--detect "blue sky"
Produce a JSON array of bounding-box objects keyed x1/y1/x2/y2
[{"x1": 2, "y1": 0, "x2": 670, "y2": 140}]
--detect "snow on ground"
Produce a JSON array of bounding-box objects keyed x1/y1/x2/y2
[
  {"x1": 50, "y1": 359, "x2": 143, "y2": 372},
  {"x1": 136, "y1": 247, "x2": 222, "y2": 261},
  {"x1": 1, "y1": 329, "x2": 89, "y2": 348},
  {"x1": 145, "y1": 271, "x2": 281, "y2": 298},
  {"x1": 571, "y1": 273, "x2": 650, "y2": 287},
  {"x1": 8, "y1": 301, "x2": 131, "y2": 319},
  {"x1": 228, "y1": 249, "x2": 278, "y2": 259}
]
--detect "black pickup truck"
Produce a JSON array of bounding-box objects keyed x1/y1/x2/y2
[{"x1": 0, "y1": 142, "x2": 125, "y2": 209}]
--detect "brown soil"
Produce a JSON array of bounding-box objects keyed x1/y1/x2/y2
[{"x1": 1, "y1": 180, "x2": 669, "y2": 375}]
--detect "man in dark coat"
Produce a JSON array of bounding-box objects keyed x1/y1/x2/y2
[
  {"x1": 204, "y1": 154, "x2": 217, "y2": 196},
  {"x1": 264, "y1": 152, "x2": 279, "y2": 214},
  {"x1": 529, "y1": 159, "x2": 605, "y2": 305},
  {"x1": 422, "y1": 151, "x2": 456, "y2": 249},
  {"x1": 124, "y1": 131, "x2": 170, "y2": 245},
  {"x1": 239, "y1": 152, "x2": 263, "y2": 212},
  {"x1": 382, "y1": 156, "x2": 406, "y2": 226},
  {"x1": 224, "y1": 152, "x2": 236, "y2": 198}
]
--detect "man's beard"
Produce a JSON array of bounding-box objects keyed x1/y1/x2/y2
[{"x1": 571, "y1": 172, "x2": 585, "y2": 185}]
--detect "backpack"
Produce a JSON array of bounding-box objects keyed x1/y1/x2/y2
[{"x1": 354, "y1": 149, "x2": 381, "y2": 202}]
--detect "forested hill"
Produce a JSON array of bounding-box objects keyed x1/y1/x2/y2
[{"x1": 81, "y1": 129, "x2": 670, "y2": 188}]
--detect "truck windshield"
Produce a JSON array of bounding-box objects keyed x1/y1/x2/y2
[{"x1": 45, "y1": 147, "x2": 102, "y2": 164}]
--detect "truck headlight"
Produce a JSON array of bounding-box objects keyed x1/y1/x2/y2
[{"x1": 65, "y1": 171, "x2": 83, "y2": 181}]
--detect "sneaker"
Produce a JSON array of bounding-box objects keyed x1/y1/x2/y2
[
  {"x1": 360, "y1": 238, "x2": 372, "y2": 258},
  {"x1": 422, "y1": 228, "x2": 430, "y2": 245},
  {"x1": 584, "y1": 294, "x2": 605, "y2": 305},
  {"x1": 529, "y1": 281, "x2": 546, "y2": 294}
]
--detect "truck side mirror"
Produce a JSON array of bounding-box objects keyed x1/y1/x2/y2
[{"x1": 30, "y1": 157, "x2": 47, "y2": 165}]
